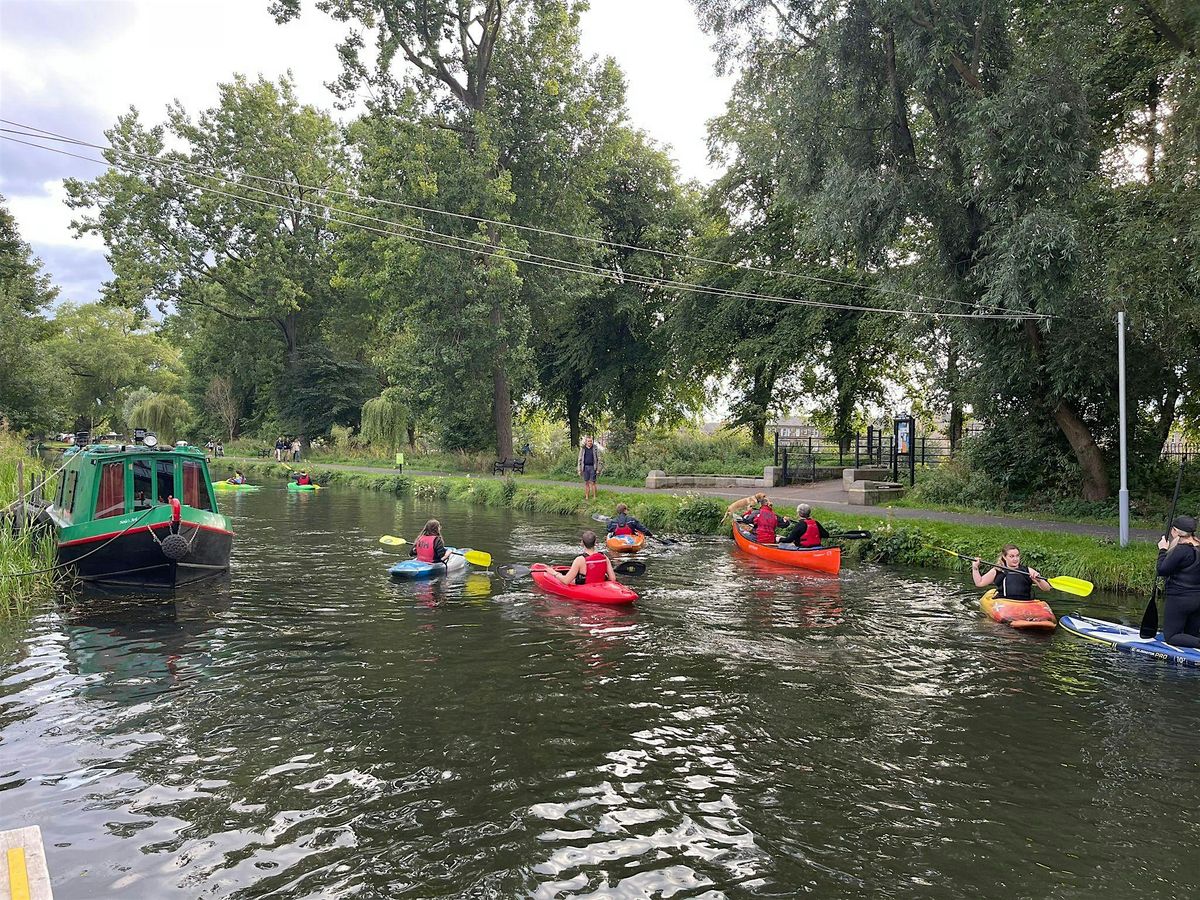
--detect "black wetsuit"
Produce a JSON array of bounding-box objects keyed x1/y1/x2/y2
[
  {"x1": 991, "y1": 565, "x2": 1035, "y2": 600},
  {"x1": 1158, "y1": 544, "x2": 1200, "y2": 648}
]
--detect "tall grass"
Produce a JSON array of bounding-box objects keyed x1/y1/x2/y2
[{"x1": 0, "y1": 431, "x2": 57, "y2": 615}]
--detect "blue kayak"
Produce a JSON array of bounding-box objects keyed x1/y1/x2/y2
[
  {"x1": 1059, "y1": 615, "x2": 1200, "y2": 668},
  {"x1": 388, "y1": 548, "x2": 468, "y2": 579}
]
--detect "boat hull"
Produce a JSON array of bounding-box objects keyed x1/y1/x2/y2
[
  {"x1": 58, "y1": 519, "x2": 233, "y2": 589},
  {"x1": 731, "y1": 524, "x2": 841, "y2": 575}
]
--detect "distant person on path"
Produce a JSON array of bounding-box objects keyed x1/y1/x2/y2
[
  {"x1": 275, "y1": 437, "x2": 286, "y2": 462},
  {"x1": 291, "y1": 438, "x2": 301, "y2": 462},
  {"x1": 546, "y1": 530, "x2": 618, "y2": 586},
  {"x1": 743, "y1": 498, "x2": 779, "y2": 544},
  {"x1": 1157, "y1": 515, "x2": 1200, "y2": 648},
  {"x1": 972, "y1": 545, "x2": 1050, "y2": 599},
  {"x1": 412, "y1": 519, "x2": 449, "y2": 564},
  {"x1": 725, "y1": 491, "x2": 768, "y2": 522},
  {"x1": 577, "y1": 435, "x2": 602, "y2": 501},
  {"x1": 215, "y1": 441, "x2": 224, "y2": 457},
  {"x1": 607, "y1": 502, "x2": 653, "y2": 539},
  {"x1": 778, "y1": 503, "x2": 829, "y2": 548}
]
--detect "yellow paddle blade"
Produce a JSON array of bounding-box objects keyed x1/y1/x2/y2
[
  {"x1": 1047, "y1": 575, "x2": 1093, "y2": 597},
  {"x1": 379, "y1": 535, "x2": 408, "y2": 546},
  {"x1": 462, "y1": 549, "x2": 492, "y2": 567}
]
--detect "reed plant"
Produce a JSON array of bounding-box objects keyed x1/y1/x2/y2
[{"x1": 0, "y1": 431, "x2": 57, "y2": 615}]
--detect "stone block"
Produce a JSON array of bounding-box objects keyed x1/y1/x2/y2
[
  {"x1": 843, "y1": 467, "x2": 891, "y2": 489},
  {"x1": 763, "y1": 466, "x2": 783, "y2": 487}
]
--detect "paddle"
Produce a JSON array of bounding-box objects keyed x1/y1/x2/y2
[
  {"x1": 498, "y1": 560, "x2": 647, "y2": 579},
  {"x1": 930, "y1": 545, "x2": 1094, "y2": 598},
  {"x1": 1140, "y1": 458, "x2": 1186, "y2": 637},
  {"x1": 590, "y1": 513, "x2": 676, "y2": 545},
  {"x1": 832, "y1": 530, "x2": 872, "y2": 541},
  {"x1": 378, "y1": 535, "x2": 491, "y2": 568}
]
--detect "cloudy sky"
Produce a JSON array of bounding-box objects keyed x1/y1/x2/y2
[{"x1": 0, "y1": 0, "x2": 732, "y2": 304}]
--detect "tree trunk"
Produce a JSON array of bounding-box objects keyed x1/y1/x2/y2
[
  {"x1": 1053, "y1": 400, "x2": 1111, "y2": 500},
  {"x1": 490, "y1": 300, "x2": 514, "y2": 458},
  {"x1": 947, "y1": 342, "x2": 963, "y2": 451},
  {"x1": 567, "y1": 388, "x2": 582, "y2": 448},
  {"x1": 1155, "y1": 383, "x2": 1179, "y2": 455}
]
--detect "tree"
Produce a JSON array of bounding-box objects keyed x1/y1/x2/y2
[
  {"x1": 65, "y1": 75, "x2": 351, "y2": 443},
  {"x1": 204, "y1": 375, "x2": 240, "y2": 443},
  {"x1": 128, "y1": 393, "x2": 193, "y2": 443},
  {"x1": 360, "y1": 387, "x2": 411, "y2": 454}
]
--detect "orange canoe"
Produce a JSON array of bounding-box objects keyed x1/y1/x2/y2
[
  {"x1": 605, "y1": 533, "x2": 646, "y2": 554},
  {"x1": 979, "y1": 589, "x2": 1056, "y2": 631},
  {"x1": 732, "y1": 524, "x2": 841, "y2": 575}
]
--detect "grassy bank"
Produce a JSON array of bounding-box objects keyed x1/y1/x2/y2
[
  {"x1": 0, "y1": 434, "x2": 57, "y2": 615},
  {"x1": 218, "y1": 460, "x2": 1159, "y2": 595}
]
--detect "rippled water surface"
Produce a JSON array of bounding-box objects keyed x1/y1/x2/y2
[{"x1": 3, "y1": 486, "x2": 1199, "y2": 898}]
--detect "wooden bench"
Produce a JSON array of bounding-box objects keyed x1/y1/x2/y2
[
  {"x1": 256, "y1": 447, "x2": 273, "y2": 458},
  {"x1": 492, "y1": 456, "x2": 527, "y2": 475}
]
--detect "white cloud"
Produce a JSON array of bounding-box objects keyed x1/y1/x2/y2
[{"x1": 6, "y1": 180, "x2": 104, "y2": 249}]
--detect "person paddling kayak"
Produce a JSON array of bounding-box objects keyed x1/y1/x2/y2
[
  {"x1": 1157, "y1": 515, "x2": 1200, "y2": 648},
  {"x1": 545, "y1": 530, "x2": 618, "y2": 586},
  {"x1": 777, "y1": 503, "x2": 829, "y2": 548},
  {"x1": 742, "y1": 498, "x2": 779, "y2": 544},
  {"x1": 972, "y1": 545, "x2": 1050, "y2": 599},
  {"x1": 227, "y1": 470, "x2": 247, "y2": 485},
  {"x1": 607, "y1": 503, "x2": 654, "y2": 539},
  {"x1": 412, "y1": 518, "x2": 450, "y2": 565},
  {"x1": 292, "y1": 471, "x2": 313, "y2": 486}
]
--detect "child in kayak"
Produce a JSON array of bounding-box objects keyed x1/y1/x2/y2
[
  {"x1": 412, "y1": 519, "x2": 449, "y2": 564},
  {"x1": 972, "y1": 545, "x2": 1050, "y2": 599},
  {"x1": 607, "y1": 503, "x2": 654, "y2": 539},
  {"x1": 546, "y1": 530, "x2": 618, "y2": 585}
]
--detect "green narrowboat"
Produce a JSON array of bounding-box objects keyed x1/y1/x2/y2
[{"x1": 45, "y1": 437, "x2": 234, "y2": 590}]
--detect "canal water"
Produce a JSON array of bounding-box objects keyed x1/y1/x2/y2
[{"x1": 1, "y1": 485, "x2": 1197, "y2": 898}]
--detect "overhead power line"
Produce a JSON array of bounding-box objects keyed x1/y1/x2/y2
[{"x1": 2, "y1": 125, "x2": 1050, "y2": 322}]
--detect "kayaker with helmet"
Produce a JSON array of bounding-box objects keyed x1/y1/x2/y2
[
  {"x1": 972, "y1": 545, "x2": 1050, "y2": 599},
  {"x1": 743, "y1": 498, "x2": 779, "y2": 544},
  {"x1": 545, "y1": 530, "x2": 618, "y2": 586},
  {"x1": 227, "y1": 470, "x2": 247, "y2": 485},
  {"x1": 1157, "y1": 515, "x2": 1200, "y2": 648},
  {"x1": 778, "y1": 503, "x2": 829, "y2": 548},
  {"x1": 725, "y1": 491, "x2": 767, "y2": 521},
  {"x1": 412, "y1": 519, "x2": 450, "y2": 565},
  {"x1": 607, "y1": 503, "x2": 653, "y2": 539}
]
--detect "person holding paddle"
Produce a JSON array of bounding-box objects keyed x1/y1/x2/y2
[
  {"x1": 412, "y1": 519, "x2": 450, "y2": 565},
  {"x1": 607, "y1": 503, "x2": 653, "y2": 539},
  {"x1": 972, "y1": 545, "x2": 1051, "y2": 599},
  {"x1": 777, "y1": 503, "x2": 829, "y2": 549},
  {"x1": 1156, "y1": 515, "x2": 1200, "y2": 648},
  {"x1": 543, "y1": 530, "x2": 619, "y2": 586}
]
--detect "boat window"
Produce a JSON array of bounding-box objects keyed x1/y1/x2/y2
[
  {"x1": 155, "y1": 458, "x2": 175, "y2": 504},
  {"x1": 132, "y1": 459, "x2": 153, "y2": 510},
  {"x1": 95, "y1": 462, "x2": 125, "y2": 519},
  {"x1": 182, "y1": 461, "x2": 213, "y2": 512},
  {"x1": 63, "y1": 471, "x2": 79, "y2": 517}
]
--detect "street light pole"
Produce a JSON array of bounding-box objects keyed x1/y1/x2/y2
[{"x1": 1118, "y1": 311, "x2": 1130, "y2": 547}]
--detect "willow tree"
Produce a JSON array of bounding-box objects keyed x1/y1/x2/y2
[
  {"x1": 360, "y1": 388, "x2": 411, "y2": 454},
  {"x1": 128, "y1": 393, "x2": 193, "y2": 444}
]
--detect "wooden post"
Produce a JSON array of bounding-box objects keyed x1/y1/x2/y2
[{"x1": 16, "y1": 460, "x2": 24, "y2": 531}]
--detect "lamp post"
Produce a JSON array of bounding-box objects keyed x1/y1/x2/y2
[{"x1": 1118, "y1": 311, "x2": 1129, "y2": 547}]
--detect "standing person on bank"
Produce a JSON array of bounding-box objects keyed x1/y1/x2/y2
[
  {"x1": 577, "y1": 435, "x2": 602, "y2": 501},
  {"x1": 291, "y1": 438, "x2": 301, "y2": 462},
  {"x1": 1157, "y1": 515, "x2": 1200, "y2": 648},
  {"x1": 972, "y1": 545, "x2": 1051, "y2": 599}
]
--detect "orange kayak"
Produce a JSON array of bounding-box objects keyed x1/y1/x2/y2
[
  {"x1": 732, "y1": 524, "x2": 841, "y2": 575},
  {"x1": 979, "y1": 589, "x2": 1056, "y2": 631},
  {"x1": 605, "y1": 533, "x2": 646, "y2": 554}
]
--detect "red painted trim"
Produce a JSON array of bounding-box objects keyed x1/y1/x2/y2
[{"x1": 59, "y1": 520, "x2": 234, "y2": 548}]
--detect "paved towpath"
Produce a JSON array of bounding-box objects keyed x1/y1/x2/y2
[{"x1": 224, "y1": 456, "x2": 1159, "y2": 543}]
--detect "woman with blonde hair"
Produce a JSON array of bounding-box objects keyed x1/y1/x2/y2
[{"x1": 1158, "y1": 515, "x2": 1200, "y2": 648}]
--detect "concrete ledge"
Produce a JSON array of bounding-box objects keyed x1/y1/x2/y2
[
  {"x1": 1, "y1": 825, "x2": 54, "y2": 899},
  {"x1": 645, "y1": 471, "x2": 765, "y2": 490},
  {"x1": 843, "y1": 466, "x2": 891, "y2": 489},
  {"x1": 847, "y1": 481, "x2": 906, "y2": 506}
]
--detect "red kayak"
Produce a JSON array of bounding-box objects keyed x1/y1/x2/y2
[
  {"x1": 732, "y1": 524, "x2": 841, "y2": 575},
  {"x1": 530, "y1": 564, "x2": 638, "y2": 605}
]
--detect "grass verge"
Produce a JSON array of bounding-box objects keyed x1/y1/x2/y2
[{"x1": 218, "y1": 460, "x2": 1159, "y2": 595}]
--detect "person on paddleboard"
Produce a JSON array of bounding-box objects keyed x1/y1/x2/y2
[
  {"x1": 1157, "y1": 515, "x2": 1200, "y2": 648},
  {"x1": 972, "y1": 545, "x2": 1050, "y2": 599},
  {"x1": 743, "y1": 498, "x2": 779, "y2": 543},
  {"x1": 607, "y1": 503, "x2": 653, "y2": 538},
  {"x1": 725, "y1": 491, "x2": 768, "y2": 521},
  {"x1": 777, "y1": 503, "x2": 829, "y2": 548},
  {"x1": 546, "y1": 530, "x2": 618, "y2": 586},
  {"x1": 411, "y1": 519, "x2": 449, "y2": 564}
]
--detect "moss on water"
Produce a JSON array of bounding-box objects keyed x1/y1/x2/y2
[{"x1": 217, "y1": 460, "x2": 1159, "y2": 595}]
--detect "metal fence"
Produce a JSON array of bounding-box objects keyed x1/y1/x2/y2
[{"x1": 772, "y1": 425, "x2": 984, "y2": 485}]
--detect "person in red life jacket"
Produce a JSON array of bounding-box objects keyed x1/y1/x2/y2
[
  {"x1": 607, "y1": 503, "x2": 653, "y2": 539},
  {"x1": 411, "y1": 518, "x2": 449, "y2": 564},
  {"x1": 546, "y1": 530, "x2": 618, "y2": 586},
  {"x1": 743, "y1": 498, "x2": 779, "y2": 543},
  {"x1": 292, "y1": 471, "x2": 313, "y2": 486},
  {"x1": 777, "y1": 503, "x2": 829, "y2": 549}
]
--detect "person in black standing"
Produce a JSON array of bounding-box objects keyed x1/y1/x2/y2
[
  {"x1": 1157, "y1": 515, "x2": 1200, "y2": 648},
  {"x1": 577, "y1": 435, "x2": 601, "y2": 501}
]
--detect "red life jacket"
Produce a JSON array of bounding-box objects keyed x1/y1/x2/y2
[
  {"x1": 584, "y1": 551, "x2": 608, "y2": 583},
  {"x1": 415, "y1": 534, "x2": 438, "y2": 563},
  {"x1": 297, "y1": 474, "x2": 311, "y2": 485},
  {"x1": 798, "y1": 518, "x2": 821, "y2": 548},
  {"x1": 612, "y1": 517, "x2": 634, "y2": 536},
  {"x1": 753, "y1": 507, "x2": 778, "y2": 543}
]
